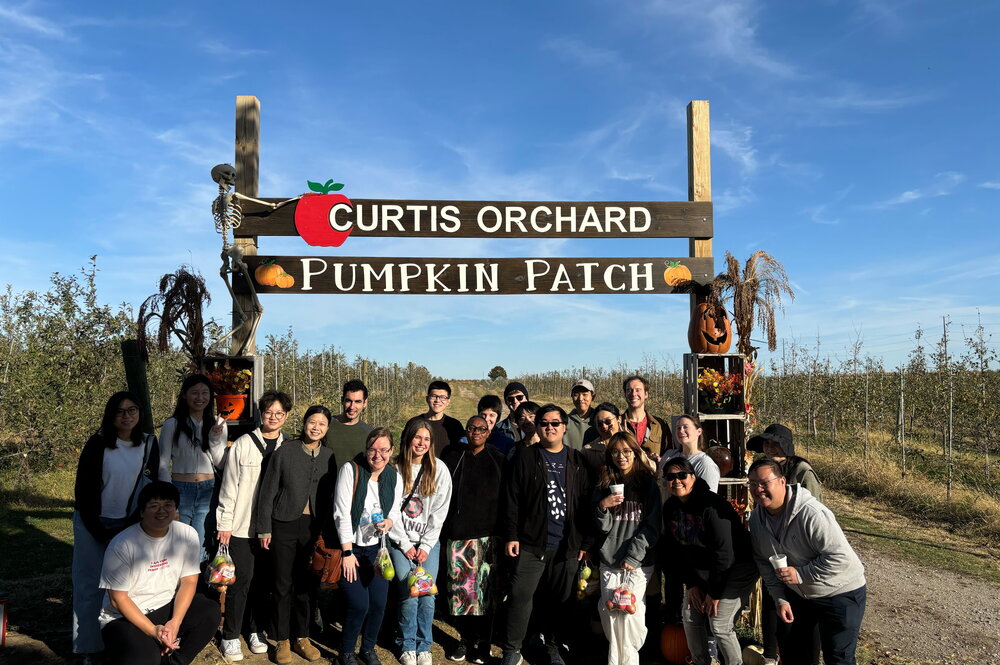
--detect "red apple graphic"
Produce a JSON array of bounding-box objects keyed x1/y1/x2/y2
[{"x1": 294, "y1": 179, "x2": 354, "y2": 247}]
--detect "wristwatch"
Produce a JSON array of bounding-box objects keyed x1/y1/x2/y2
[{"x1": 343, "y1": 549, "x2": 354, "y2": 557}]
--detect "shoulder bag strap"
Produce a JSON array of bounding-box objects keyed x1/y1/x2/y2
[
  {"x1": 125, "y1": 435, "x2": 154, "y2": 515},
  {"x1": 400, "y1": 466, "x2": 425, "y2": 511},
  {"x1": 248, "y1": 431, "x2": 266, "y2": 457}
]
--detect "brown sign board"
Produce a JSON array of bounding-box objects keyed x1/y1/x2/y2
[
  {"x1": 237, "y1": 256, "x2": 713, "y2": 296},
  {"x1": 236, "y1": 198, "x2": 712, "y2": 239}
]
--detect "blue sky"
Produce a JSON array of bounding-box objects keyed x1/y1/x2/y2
[{"x1": 2, "y1": 1, "x2": 999, "y2": 378}]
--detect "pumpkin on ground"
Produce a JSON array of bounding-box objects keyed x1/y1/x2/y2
[
  {"x1": 660, "y1": 624, "x2": 690, "y2": 664},
  {"x1": 688, "y1": 302, "x2": 733, "y2": 354},
  {"x1": 663, "y1": 261, "x2": 692, "y2": 286}
]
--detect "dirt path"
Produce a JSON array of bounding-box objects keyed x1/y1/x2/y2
[{"x1": 825, "y1": 490, "x2": 1000, "y2": 665}]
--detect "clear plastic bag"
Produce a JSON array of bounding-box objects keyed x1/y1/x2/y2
[
  {"x1": 606, "y1": 568, "x2": 637, "y2": 614},
  {"x1": 376, "y1": 536, "x2": 395, "y2": 580},
  {"x1": 206, "y1": 543, "x2": 236, "y2": 588},
  {"x1": 407, "y1": 563, "x2": 438, "y2": 597}
]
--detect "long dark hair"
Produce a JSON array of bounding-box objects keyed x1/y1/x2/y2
[
  {"x1": 171, "y1": 374, "x2": 216, "y2": 452},
  {"x1": 599, "y1": 431, "x2": 654, "y2": 489},
  {"x1": 98, "y1": 391, "x2": 145, "y2": 449}
]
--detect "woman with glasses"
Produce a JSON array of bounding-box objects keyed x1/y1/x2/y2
[
  {"x1": 660, "y1": 414, "x2": 720, "y2": 492},
  {"x1": 73, "y1": 392, "x2": 160, "y2": 664},
  {"x1": 593, "y1": 431, "x2": 661, "y2": 665},
  {"x1": 332, "y1": 427, "x2": 403, "y2": 665},
  {"x1": 257, "y1": 405, "x2": 337, "y2": 664},
  {"x1": 660, "y1": 458, "x2": 758, "y2": 665},
  {"x1": 440, "y1": 416, "x2": 507, "y2": 663},
  {"x1": 158, "y1": 374, "x2": 228, "y2": 558},
  {"x1": 388, "y1": 420, "x2": 453, "y2": 665},
  {"x1": 215, "y1": 391, "x2": 292, "y2": 662}
]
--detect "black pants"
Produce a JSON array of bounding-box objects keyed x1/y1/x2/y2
[
  {"x1": 222, "y1": 536, "x2": 273, "y2": 640},
  {"x1": 777, "y1": 585, "x2": 866, "y2": 665},
  {"x1": 271, "y1": 515, "x2": 318, "y2": 641},
  {"x1": 763, "y1": 590, "x2": 820, "y2": 663},
  {"x1": 501, "y1": 548, "x2": 576, "y2": 652},
  {"x1": 102, "y1": 594, "x2": 220, "y2": 665}
]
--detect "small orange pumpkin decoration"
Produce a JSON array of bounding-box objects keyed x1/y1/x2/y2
[
  {"x1": 255, "y1": 260, "x2": 283, "y2": 286},
  {"x1": 688, "y1": 302, "x2": 732, "y2": 354},
  {"x1": 663, "y1": 261, "x2": 692, "y2": 286},
  {"x1": 275, "y1": 271, "x2": 295, "y2": 288},
  {"x1": 215, "y1": 394, "x2": 247, "y2": 421},
  {"x1": 660, "y1": 624, "x2": 690, "y2": 664}
]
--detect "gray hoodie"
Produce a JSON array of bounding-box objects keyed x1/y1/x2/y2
[
  {"x1": 749, "y1": 485, "x2": 865, "y2": 605},
  {"x1": 594, "y1": 476, "x2": 662, "y2": 569}
]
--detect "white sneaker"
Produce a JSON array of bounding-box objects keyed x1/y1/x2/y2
[
  {"x1": 248, "y1": 632, "x2": 269, "y2": 654},
  {"x1": 221, "y1": 637, "x2": 244, "y2": 662},
  {"x1": 416, "y1": 652, "x2": 432, "y2": 665},
  {"x1": 400, "y1": 651, "x2": 417, "y2": 665}
]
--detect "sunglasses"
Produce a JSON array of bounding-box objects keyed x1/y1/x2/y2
[
  {"x1": 664, "y1": 472, "x2": 691, "y2": 481},
  {"x1": 538, "y1": 420, "x2": 564, "y2": 428}
]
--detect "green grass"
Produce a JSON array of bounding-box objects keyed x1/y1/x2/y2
[{"x1": 836, "y1": 512, "x2": 1000, "y2": 585}]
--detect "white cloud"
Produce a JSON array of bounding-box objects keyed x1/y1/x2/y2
[
  {"x1": 868, "y1": 171, "x2": 965, "y2": 209},
  {"x1": 199, "y1": 40, "x2": 267, "y2": 58},
  {"x1": 979, "y1": 181, "x2": 1000, "y2": 190},
  {"x1": 0, "y1": 4, "x2": 65, "y2": 38},
  {"x1": 541, "y1": 36, "x2": 628, "y2": 70},
  {"x1": 638, "y1": 0, "x2": 798, "y2": 78}
]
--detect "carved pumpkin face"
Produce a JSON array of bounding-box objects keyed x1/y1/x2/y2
[
  {"x1": 687, "y1": 303, "x2": 733, "y2": 354},
  {"x1": 215, "y1": 395, "x2": 247, "y2": 421}
]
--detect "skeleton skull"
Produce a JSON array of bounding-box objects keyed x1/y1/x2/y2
[{"x1": 211, "y1": 163, "x2": 237, "y2": 188}]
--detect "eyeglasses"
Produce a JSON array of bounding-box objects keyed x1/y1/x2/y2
[
  {"x1": 262, "y1": 410, "x2": 286, "y2": 419},
  {"x1": 748, "y1": 476, "x2": 781, "y2": 490},
  {"x1": 467, "y1": 425, "x2": 489, "y2": 434},
  {"x1": 664, "y1": 472, "x2": 691, "y2": 481},
  {"x1": 538, "y1": 420, "x2": 564, "y2": 428},
  {"x1": 428, "y1": 394, "x2": 450, "y2": 402},
  {"x1": 611, "y1": 450, "x2": 634, "y2": 458},
  {"x1": 367, "y1": 447, "x2": 393, "y2": 457},
  {"x1": 146, "y1": 501, "x2": 176, "y2": 512},
  {"x1": 115, "y1": 406, "x2": 139, "y2": 417}
]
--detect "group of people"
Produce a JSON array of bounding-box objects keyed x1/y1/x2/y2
[{"x1": 72, "y1": 375, "x2": 866, "y2": 665}]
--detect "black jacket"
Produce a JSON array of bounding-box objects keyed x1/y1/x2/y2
[
  {"x1": 659, "y1": 478, "x2": 754, "y2": 598},
  {"x1": 500, "y1": 444, "x2": 593, "y2": 558},
  {"x1": 440, "y1": 443, "x2": 506, "y2": 540}
]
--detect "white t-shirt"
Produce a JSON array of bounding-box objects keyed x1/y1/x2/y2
[
  {"x1": 98, "y1": 521, "x2": 201, "y2": 627},
  {"x1": 101, "y1": 440, "x2": 147, "y2": 519}
]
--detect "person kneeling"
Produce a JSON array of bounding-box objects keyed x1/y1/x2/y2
[{"x1": 99, "y1": 481, "x2": 220, "y2": 665}]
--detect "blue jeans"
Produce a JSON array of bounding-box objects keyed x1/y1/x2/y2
[
  {"x1": 72, "y1": 512, "x2": 127, "y2": 653},
  {"x1": 173, "y1": 478, "x2": 214, "y2": 560},
  {"x1": 341, "y1": 544, "x2": 390, "y2": 655},
  {"x1": 390, "y1": 543, "x2": 440, "y2": 653}
]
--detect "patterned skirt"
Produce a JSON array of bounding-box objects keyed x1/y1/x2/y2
[{"x1": 445, "y1": 537, "x2": 495, "y2": 616}]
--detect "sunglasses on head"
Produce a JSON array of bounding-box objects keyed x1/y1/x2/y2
[{"x1": 664, "y1": 471, "x2": 691, "y2": 481}]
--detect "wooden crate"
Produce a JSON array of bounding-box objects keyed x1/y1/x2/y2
[
  {"x1": 703, "y1": 417, "x2": 748, "y2": 478},
  {"x1": 683, "y1": 353, "x2": 746, "y2": 417},
  {"x1": 200, "y1": 355, "x2": 263, "y2": 442}
]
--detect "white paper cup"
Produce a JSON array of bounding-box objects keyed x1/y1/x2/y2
[
  {"x1": 769, "y1": 554, "x2": 787, "y2": 570},
  {"x1": 610, "y1": 484, "x2": 624, "y2": 497}
]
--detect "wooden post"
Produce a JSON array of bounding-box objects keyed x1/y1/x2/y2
[
  {"x1": 687, "y1": 100, "x2": 712, "y2": 314},
  {"x1": 120, "y1": 339, "x2": 154, "y2": 434},
  {"x1": 234, "y1": 95, "x2": 260, "y2": 355}
]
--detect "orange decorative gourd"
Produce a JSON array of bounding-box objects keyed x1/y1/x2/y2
[
  {"x1": 254, "y1": 261, "x2": 282, "y2": 286},
  {"x1": 275, "y1": 271, "x2": 295, "y2": 289},
  {"x1": 215, "y1": 395, "x2": 247, "y2": 421},
  {"x1": 660, "y1": 624, "x2": 690, "y2": 665},
  {"x1": 663, "y1": 261, "x2": 692, "y2": 286},
  {"x1": 688, "y1": 302, "x2": 733, "y2": 354}
]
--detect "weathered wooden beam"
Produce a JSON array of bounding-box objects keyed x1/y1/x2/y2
[
  {"x1": 236, "y1": 256, "x2": 714, "y2": 296},
  {"x1": 234, "y1": 95, "x2": 260, "y2": 355},
  {"x1": 235, "y1": 199, "x2": 713, "y2": 239}
]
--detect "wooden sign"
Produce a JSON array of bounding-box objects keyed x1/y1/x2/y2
[
  {"x1": 238, "y1": 256, "x2": 712, "y2": 295},
  {"x1": 237, "y1": 198, "x2": 712, "y2": 241}
]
